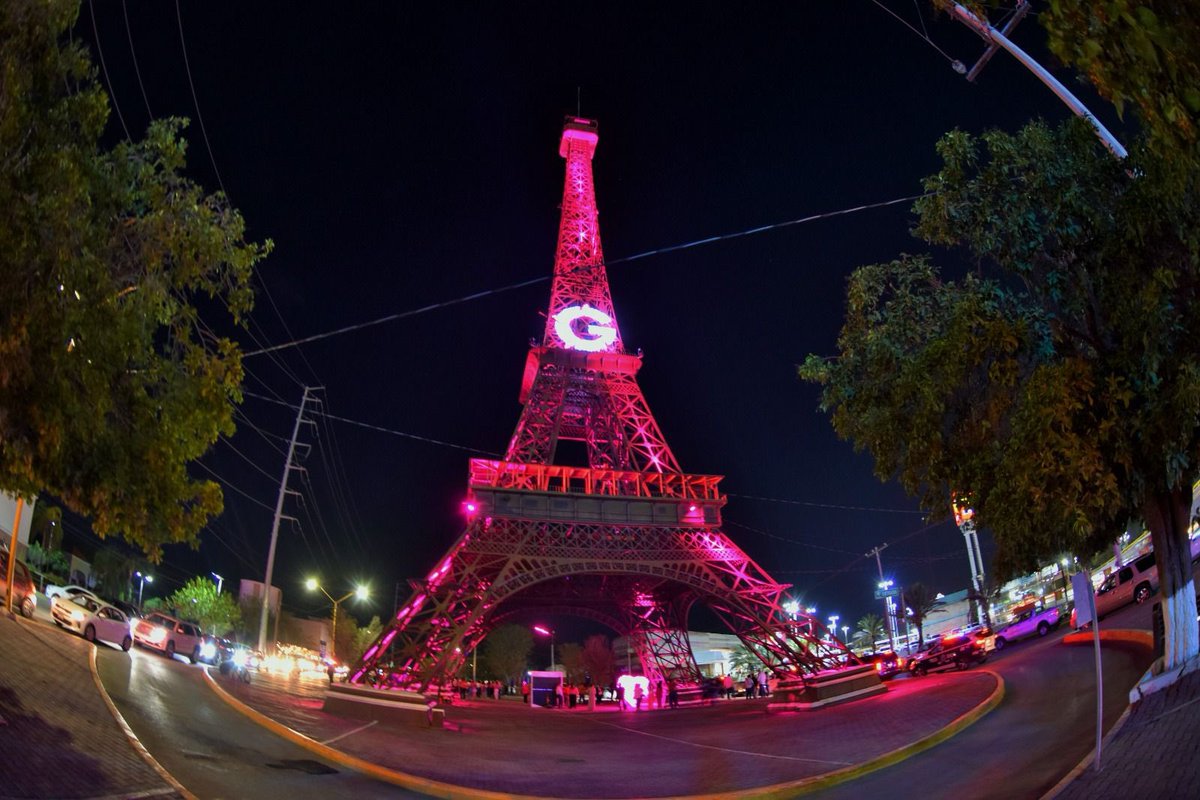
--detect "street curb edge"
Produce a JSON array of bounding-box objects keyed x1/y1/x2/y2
[{"x1": 87, "y1": 638, "x2": 198, "y2": 800}]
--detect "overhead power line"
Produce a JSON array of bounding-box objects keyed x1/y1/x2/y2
[
  {"x1": 175, "y1": 0, "x2": 226, "y2": 196},
  {"x1": 726, "y1": 492, "x2": 924, "y2": 515},
  {"x1": 242, "y1": 390, "x2": 500, "y2": 456},
  {"x1": 243, "y1": 192, "x2": 930, "y2": 358},
  {"x1": 87, "y1": 0, "x2": 130, "y2": 139}
]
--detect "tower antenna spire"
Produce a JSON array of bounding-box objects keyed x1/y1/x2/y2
[{"x1": 576, "y1": 86, "x2": 581, "y2": 117}]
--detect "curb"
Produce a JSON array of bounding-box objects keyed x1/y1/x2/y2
[
  {"x1": 1061, "y1": 629, "x2": 1153, "y2": 648},
  {"x1": 203, "y1": 666, "x2": 1004, "y2": 800},
  {"x1": 88, "y1": 637, "x2": 198, "y2": 800}
]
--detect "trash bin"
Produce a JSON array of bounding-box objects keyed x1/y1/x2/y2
[{"x1": 1152, "y1": 600, "x2": 1165, "y2": 659}]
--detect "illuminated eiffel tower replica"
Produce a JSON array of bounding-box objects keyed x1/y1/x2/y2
[{"x1": 351, "y1": 118, "x2": 881, "y2": 706}]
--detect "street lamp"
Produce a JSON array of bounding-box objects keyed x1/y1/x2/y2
[
  {"x1": 305, "y1": 578, "x2": 369, "y2": 662},
  {"x1": 135, "y1": 571, "x2": 153, "y2": 608},
  {"x1": 211, "y1": 573, "x2": 224, "y2": 594},
  {"x1": 533, "y1": 625, "x2": 555, "y2": 670}
]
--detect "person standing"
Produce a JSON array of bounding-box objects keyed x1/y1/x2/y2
[
  {"x1": 667, "y1": 679, "x2": 679, "y2": 709},
  {"x1": 633, "y1": 681, "x2": 645, "y2": 711},
  {"x1": 744, "y1": 674, "x2": 755, "y2": 698},
  {"x1": 758, "y1": 670, "x2": 770, "y2": 698},
  {"x1": 521, "y1": 679, "x2": 530, "y2": 704}
]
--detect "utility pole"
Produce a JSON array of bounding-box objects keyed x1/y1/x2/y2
[
  {"x1": 950, "y1": 1, "x2": 1128, "y2": 159},
  {"x1": 258, "y1": 386, "x2": 314, "y2": 653},
  {"x1": 867, "y1": 543, "x2": 896, "y2": 653},
  {"x1": 5, "y1": 498, "x2": 25, "y2": 613}
]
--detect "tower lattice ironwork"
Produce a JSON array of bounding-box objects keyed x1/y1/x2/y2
[{"x1": 350, "y1": 118, "x2": 856, "y2": 691}]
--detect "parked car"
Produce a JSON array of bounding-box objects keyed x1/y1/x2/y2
[
  {"x1": 197, "y1": 635, "x2": 237, "y2": 666},
  {"x1": 133, "y1": 612, "x2": 205, "y2": 662},
  {"x1": 971, "y1": 626, "x2": 998, "y2": 653},
  {"x1": 863, "y1": 651, "x2": 901, "y2": 680},
  {"x1": 51, "y1": 594, "x2": 133, "y2": 650},
  {"x1": 0, "y1": 548, "x2": 38, "y2": 618},
  {"x1": 1072, "y1": 552, "x2": 1160, "y2": 628},
  {"x1": 907, "y1": 633, "x2": 988, "y2": 676},
  {"x1": 109, "y1": 599, "x2": 142, "y2": 621},
  {"x1": 994, "y1": 605, "x2": 1061, "y2": 650},
  {"x1": 45, "y1": 583, "x2": 99, "y2": 603}
]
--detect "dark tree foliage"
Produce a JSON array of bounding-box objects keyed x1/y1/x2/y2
[
  {"x1": 0, "y1": 0, "x2": 270, "y2": 560},
  {"x1": 802, "y1": 119, "x2": 1200, "y2": 667},
  {"x1": 581, "y1": 634, "x2": 616, "y2": 688},
  {"x1": 481, "y1": 624, "x2": 533, "y2": 684}
]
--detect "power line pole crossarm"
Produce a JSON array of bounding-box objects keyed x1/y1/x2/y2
[{"x1": 950, "y1": 1, "x2": 1128, "y2": 160}]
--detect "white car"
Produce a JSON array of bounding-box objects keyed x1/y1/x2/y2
[
  {"x1": 45, "y1": 583, "x2": 99, "y2": 603},
  {"x1": 51, "y1": 594, "x2": 133, "y2": 650},
  {"x1": 994, "y1": 605, "x2": 1060, "y2": 649},
  {"x1": 133, "y1": 612, "x2": 205, "y2": 662}
]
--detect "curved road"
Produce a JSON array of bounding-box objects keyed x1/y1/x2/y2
[
  {"x1": 93, "y1": 603, "x2": 1154, "y2": 799},
  {"x1": 808, "y1": 601, "x2": 1154, "y2": 800},
  {"x1": 95, "y1": 646, "x2": 422, "y2": 799}
]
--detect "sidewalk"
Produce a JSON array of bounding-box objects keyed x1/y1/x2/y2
[
  {"x1": 0, "y1": 613, "x2": 186, "y2": 799},
  {"x1": 1053, "y1": 662, "x2": 1200, "y2": 800},
  {"x1": 209, "y1": 668, "x2": 1001, "y2": 797}
]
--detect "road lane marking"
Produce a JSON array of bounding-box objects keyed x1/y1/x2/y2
[
  {"x1": 587, "y1": 720, "x2": 854, "y2": 766},
  {"x1": 321, "y1": 719, "x2": 379, "y2": 745}
]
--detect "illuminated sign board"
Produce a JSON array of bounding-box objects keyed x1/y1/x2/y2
[{"x1": 553, "y1": 304, "x2": 617, "y2": 352}]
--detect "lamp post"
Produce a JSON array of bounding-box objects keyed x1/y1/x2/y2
[
  {"x1": 306, "y1": 578, "x2": 369, "y2": 662},
  {"x1": 533, "y1": 625, "x2": 555, "y2": 670},
  {"x1": 828, "y1": 615, "x2": 839, "y2": 641},
  {"x1": 842, "y1": 625, "x2": 850, "y2": 643},
  {"x1": 782, "y1": 599, "x2": 799, "y2": 619},
  {"x1": 211, "y1": 573, "x2": 224, "y2": 594},
  {"x1": 135, "y1": 571, "x2": 153, "y2": 608}
]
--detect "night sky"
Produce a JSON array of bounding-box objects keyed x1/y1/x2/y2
[{"x1": 69, "y1": 3, "x2": 1129, "y2": 638}]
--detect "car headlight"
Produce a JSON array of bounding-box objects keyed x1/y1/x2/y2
[
  {"x1": 148, "y1": 627, "x2": 167, "y2": 644},
  {"x1": 231, "y1": 650, "x2": 247, "y2": 668},
  {"x1": 200, "y1": 642, "x2": 217, "y2": 659},
  {"x1": 70, "y1": 610, "x2": 85, "y2": 622}
]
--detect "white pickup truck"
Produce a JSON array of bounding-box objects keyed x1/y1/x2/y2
[{"x1": 994, "y1": 605, "x2": 1061, "y2": 650}]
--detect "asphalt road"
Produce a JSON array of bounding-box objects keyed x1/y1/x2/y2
[
  {"x1": 94, "y1": 646, "x2": 424, "y2": 799},
  {"x1": 47, "y1": 587, "x2": 1158, "y2": 799},
  {"x1": 806, "y1": 602, "x2": 1155, "y2": 800}
]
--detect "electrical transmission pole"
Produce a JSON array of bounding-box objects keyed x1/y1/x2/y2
[
  {"x1": 867, "y1": 543, "x2": 896, "y2": 652},
  {"x1": 950, "y1": 0, "x2": 1127, "y2": 159},
  {"x1": 258, "y1": 386, "x2": 314, "y2": 653}
]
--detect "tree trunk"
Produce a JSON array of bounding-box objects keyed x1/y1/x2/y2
[{"x1": 1142, "y1": 485, "x2": 1200, "y2": 671}]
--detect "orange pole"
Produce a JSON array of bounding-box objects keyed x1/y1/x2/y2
[{"x1": 6, "y1": 498, "x2": 25, "y2": 613}]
